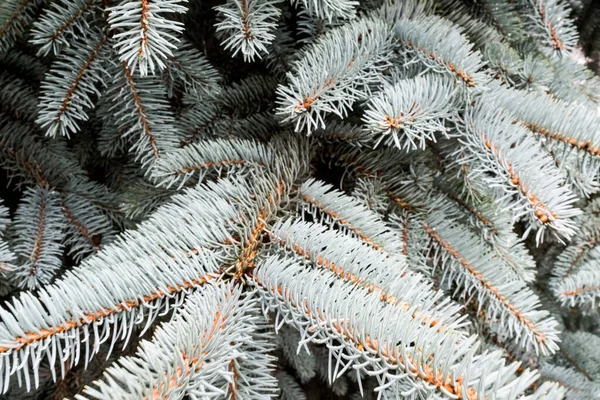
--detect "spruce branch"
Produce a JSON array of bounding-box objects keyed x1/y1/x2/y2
[
  {"x1": 425, "y1": 211, "x2": 561, "y2": 356},
  {"x1": 0, "y1": 119, "x2": 86, "y2": 188},
  {"x1": 560, "y1": 331, "x2": 600, "y2": 381},
  {"x1": 551, "y1": 203, "x2": 600, "y2": 285},
  {"x1": 297, "y1": 178, "x2": 402, "y2": 253},
  {"x1": 276, "y1": 18, "x2": 393, "y2": 134},
  {"x1": 371, "y1": 0, "x2": 433, "y2": 24},
  {"x1": 549, "y1": 57, "x2": 600, "y2": 104},
  {"x1": 0, "y1": 72, "x2": 38, "y2": 122},
  {"x1": 107, "y1": 0, "x2": 187, "y2": 76},
  {"x1": 9, "y1": 185, "x2": 65, "y2": 290},
  {"x1": 519, "y1": 52, "x2": 554, "y2": 91},
  {"x1": 0, "y1": 203, "x2": 16, "y2": 289},
  {"x1": 0, "y1": 0, "x2": 44, "y2": 53},
  {"x1": 214, "y1": 0, "x2": 282, "y2": 62},
  {"x1": 0, "y1": 176, "x2": 269, "y2": 392},
  {"x1": 1, "y1": 0, "x2": 600, "y2": 397},
  {"x1": 295, "y1": 9, "x2": 344, "y2": 45},
  {"x1": 37, "y1": 31, "x2": 111, "y2": 138},
  {"x1": 0, "y1": 48, "x2": 48, "y2": 84},
  {"x1": 387, "y1": 210, "x2": 432, "y2": 277},
  {"x1": 268, "y1": 218, "x2": 468, "y2": 338},
  {"x1": 488, "y1": 86, "x2": 600, "y2": 165},
  {"x1": 252, "y1": 255, "x2": 539, "y2": 399},
  {"x1": 311, "y1": 120, "x2": 370, "y2": 147},
  {"x1": 439, "y1": 0, "x2": 526, "y2": 44},
  {"x1": 176, "y1": 75, "x2": 278, "y2": 144},
  {"x1": 522, "y1": 0, "x2": 579, "y2": 57},
  {"x1": 539, "y1": 363, "x2": 600, "y2": 398},
  {"x1": 276, "y1": 370, "x2": 306, "y2": 400},
  {"x1": 29, "y1": 0, "x2": 100, "y2": 56},
  {"x1": 59, "y1": 184, "x2": 116, "y2": 261},
  {"x1": 151, "y1": 138, "x2": 275, "y2": 189},
  {"x1": 222, "y1": 307, "x2": 278, "y2": 400},
  {"x1": 362, "y1": 75, "x2": 458, "y2": 150},
  {"x1": 162, "y1": 40, "x2": 221, "y2": 97},
  {"x1": 553, "y1": 260, "x2": 600, "y2": 309},
  {"x1": 80, "y1": 284, "x2": 277, "y2": 399},
  {"x1": 394, "y1": 16, "x2": 488, "y2": 89},
  {"x1": 524, "y1": 381, "x2": 566, "y2": 400},
  {"x1": 277, "y1": 324, "x2": 317, "y2": 383},
  {"x1": 458, "y1": 102, "x2": 581, "y2": 242},
  {"x1": 291, "y1": 0, "x2": 358, "y2": 21},
  {"x1": 106, "y1": 62, "x2": 180, "y2": 168}
]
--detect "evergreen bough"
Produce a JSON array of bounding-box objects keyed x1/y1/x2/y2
[{"x1": 0, "y1": 0, "x2": 599, "y2": 399}]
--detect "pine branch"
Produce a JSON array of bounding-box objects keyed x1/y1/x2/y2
[{"x1": 107, "y1": 0, "x2": 187, "y2": 76}]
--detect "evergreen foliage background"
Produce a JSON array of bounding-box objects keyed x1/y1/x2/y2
[{"x1": 0, "y1": 0, "x2": 599, "y2": 399}]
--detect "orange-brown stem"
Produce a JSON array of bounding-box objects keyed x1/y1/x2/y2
[{"x1": 425, "y1": 224, "x2": 548, "y2": 345}]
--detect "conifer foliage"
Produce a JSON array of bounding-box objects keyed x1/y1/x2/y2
[{"x1": 0, "y1": 0, "x2": 600, "y2": 399}]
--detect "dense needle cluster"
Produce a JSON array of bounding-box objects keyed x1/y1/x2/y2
[{"x1": 0, "y1": 0, "x2": 599, "y2": 399}]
